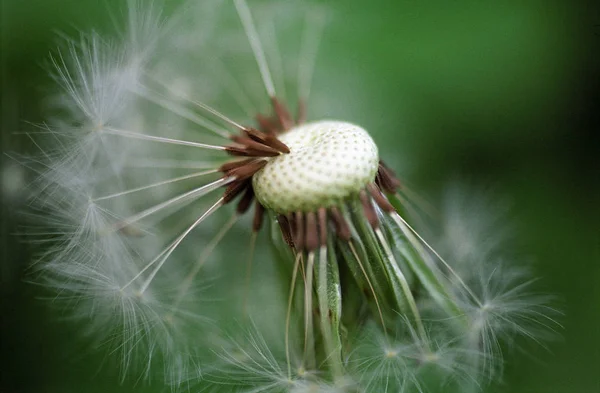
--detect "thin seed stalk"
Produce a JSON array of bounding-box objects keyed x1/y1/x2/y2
[
  {"x1": 303, "y1": 251, "x2": 316, "y2": 370},
  {"x1": 346, "y1": 198, "x2": 425, "y2": 333},
  {"x1": 387, "y1": 193, "x2": 468, "y2": 327},
  {"x1": 315, "y1": 242, "x2": 344, "y2": 380},
  {"x1": 339, "y1": 202, "x2": 395, "y2": 323}
]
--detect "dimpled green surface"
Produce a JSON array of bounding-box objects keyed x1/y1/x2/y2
[{"x1": 252, "y1": 120, "x2": 379, "y2": 213}]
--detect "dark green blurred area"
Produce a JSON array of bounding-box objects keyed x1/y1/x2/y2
[{"x1": 1, "y1": 1, "x2": 599, "y2": 392}]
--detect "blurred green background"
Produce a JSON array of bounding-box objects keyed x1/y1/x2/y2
[{"x1": 1, "y1": 0, "x2": 598, "y2": 392}]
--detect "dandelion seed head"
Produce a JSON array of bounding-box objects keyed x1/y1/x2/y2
[{"x1": 253, "y1": 121, "x2": 379, "y2": 213}]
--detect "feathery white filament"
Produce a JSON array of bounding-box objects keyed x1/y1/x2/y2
[
  {"x1": 142, "y1": 76, "x2": 248, "y2": 131},
  {"x1": 135, "y1": 85, "x2": 232, "y2": 138},
  {"x1": 170, "y1": 214, "x2": 238, "y2": 312},
  {"x1": 102, "y1": 127, "x2": 227, "y2": 151},
  {"x1": 234, "y1": 0, "x2": 276, "y2": 97},
  {"x1": 298, "y1": 10, "x2": 326, "y2": 102},
  {"x1": 136, "y1": 197, "x2": 224, "y2": 294},
  {"x1": 206, "y1": 57, "x2": 257, "y2": 118},
  {"x1": 264, "y1": 20, "x2": 288, "y2": 104},
  {"x1": 126, "y1": 159, "x2": 219, "y2": 170},
  {"x1": 116, "y1": 177, "x2": 231, "y2": 229},
  {"x1": 92, "y1": 169, "x2": 218, "y2": 202}
]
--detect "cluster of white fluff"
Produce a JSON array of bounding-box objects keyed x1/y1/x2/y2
[
  {"x1": 17, "y1": 1, "x2": 221, "y2": 382},
  {"x1": 14, "y1": 1, "x2": 558, "y2": 391}
]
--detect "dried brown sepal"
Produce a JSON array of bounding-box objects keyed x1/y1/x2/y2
[
  {"x1": 223, "y1": 160, "x2": 267, "y2": 182},
  {"x1": 225, "y1": 145, "x2": 280, "y2": 157},
  {"x1": 219, "y1": 158, "x2": 256, "y2": 174},
  {"x1": 368, "y1": 183, "x2": 395, "y2": 213},
  {"x1": 329, "y1": 207, "x2": 351, "y2": 241},
  {"x1": 376, "y1": 169, "x2": 396, "y2": 194},
  {"x1": 223, "y1": 180, "x2": 251, "y2": 204},
  {"x1": 277, "y1": 214, "x2": 295, "y2": 248},
  {"x1": 287, "y1": 212, "x2": 296, "y2": 238},
  {"x1": 271, "y1": 96, "x2": 294, "y2": 131},
  {"x1": 244, "y1": 128, "x2": 290, "y2": 154},
  {"x1": 256, "y1": 113, "x2": 280, "y2": 134},
  {"x1": 252, "y1": 202, "x2": 265, "y2": 232},
  {"x1": 230, "y1": 135, "x2": 282, "y2": 156},
  {"x1": 236, "y1": 185, "x2": 255, "y2": 214},
  {"x1": 305, "y1": 211, "x2": 319, "y2": 251},
  {"x1": 376, "y1": 161, "x2": 401, "y2": 193},
  {"x1": 293, "y1": 211, "x2": 305, "y2": 251},
  {"x1": 360, "y1": 190, "x2": 379, "y2": 229},
  {"x1": 317, "y1": 207, "x2": 327, "y2": 247}
]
